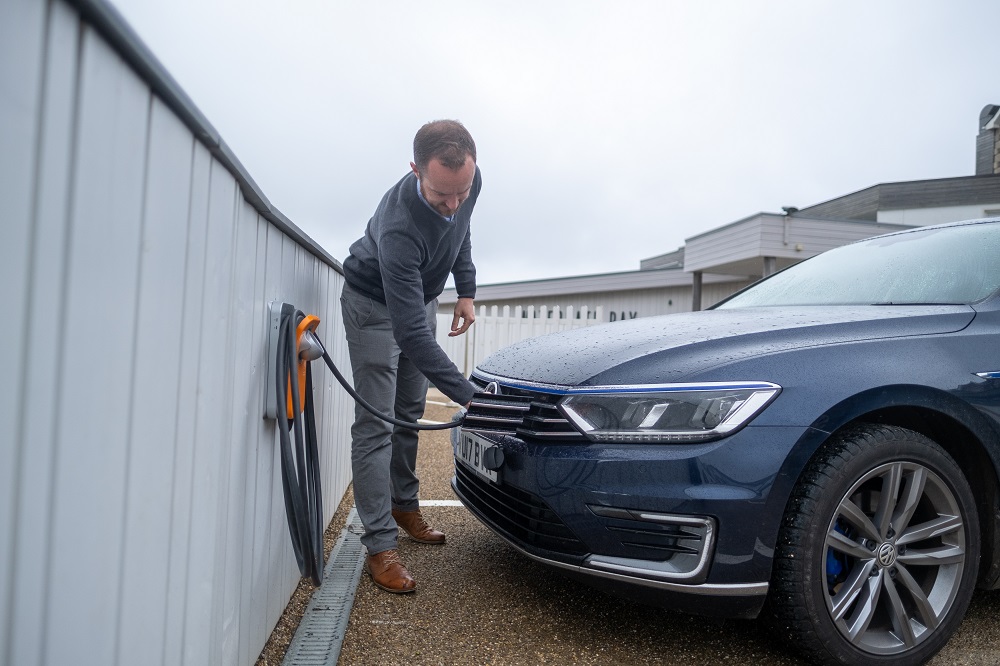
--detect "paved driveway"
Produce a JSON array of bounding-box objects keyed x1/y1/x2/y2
[{"x1": 333, "y1": 395, "x2": 1000, "y2": 665}]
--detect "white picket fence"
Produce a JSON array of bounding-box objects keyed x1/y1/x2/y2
[{"x1": 437, "y1": 304, "x2": 605, "y2": 377}]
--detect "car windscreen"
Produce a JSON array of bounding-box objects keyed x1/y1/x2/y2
[{"x1": 716, "y1": 222, "x2": 1000, "y2": 308}]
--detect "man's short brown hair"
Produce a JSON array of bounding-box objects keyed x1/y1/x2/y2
[{"x1": 413, "y1": 120, "x2": 477, "y2": 171}]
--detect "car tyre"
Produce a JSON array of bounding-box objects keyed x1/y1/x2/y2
[{"x1": 769, "y1": 424, "x2": 979, "y2": 665}]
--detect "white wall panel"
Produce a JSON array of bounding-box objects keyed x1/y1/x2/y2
[
  {"x1": 333, "y1": 277, "x2": 355, "y2": 501},
  {"x1": 242, "y1": 215, "x2": 271, "y2": 661},
  {"x1": 0, "y1": 0, "x2": 46, "y2": 657},
  {"x1": 5, "y1": 2, "x2": 75, "y2": 664},
  {"x1": 163, "y1": 141, "x2": 211, "y2": 666},
  {"x1": 703, "y1": 281, "x2": 752, "y2": 308},
  {"x1": 878, "y1": 204, "x2": 1000, "y2": 226},
  {"x1": 236, "y1": 213, "x2": 269, "y2": 666},
  {"x1": 219, "y1": 200, "x2": 263, "y2": 666},
  {"x1": 323, "y1": 270, "x2": 353, "y2": 521},
  {"x1": 0, "y1": 0, "x2": 45, "y2": 461},
  {"x1": 116, "y1": 96, "x2": 195, "y2": 665},
  {"x1": 186, "y1": 159, "x2": 238, "y2": 666},
  {"x1": 315, "y1": 265, "x2": 332, "y2": 519},
  {"x1": 267, "y1": 232, "x2": 307, "y2": 647},
  {"x1": 45, "y1": 24, "x2": 150, "y2": 666},
  {"x1": 250, "y1": 222, "x2": 287, "y2": 657},
  {"x1": 685, "y1": 217, "x2": 765, "y2": 271}
]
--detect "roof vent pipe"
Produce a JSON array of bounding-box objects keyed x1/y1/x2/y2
[{"x1": 975, "y1": 104, "x2": 1000, "y2": 176}]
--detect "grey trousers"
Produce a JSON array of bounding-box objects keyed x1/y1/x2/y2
[{"x1": 340, "y1": 283, "x2": 436, "y2": 554}]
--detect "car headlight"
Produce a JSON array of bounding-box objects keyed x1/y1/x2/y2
[{"x1": 558, "y1": 382, "x2": 781, "y2": 443}]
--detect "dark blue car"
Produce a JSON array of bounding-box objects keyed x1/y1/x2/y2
[{"x1": 452, "y1": 218, "x2": 1000, "y2": 665}]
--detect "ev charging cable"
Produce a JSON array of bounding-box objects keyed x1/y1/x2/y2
[{"x1": 315, "y1": 338, "x2": 466, "y2": 431}]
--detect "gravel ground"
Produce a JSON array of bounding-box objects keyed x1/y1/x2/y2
[{"x1": 259, "y1": 390, "x2": 1000, "y2": 665}]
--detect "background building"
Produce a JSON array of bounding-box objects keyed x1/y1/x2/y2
[{"x1": 441, "y1": 104, "x2": 1000, "y2": 320}]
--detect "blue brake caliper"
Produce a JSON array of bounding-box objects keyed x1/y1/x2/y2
[{"x1": 826, "y1": 522, "x2": 848, "y2": 589}]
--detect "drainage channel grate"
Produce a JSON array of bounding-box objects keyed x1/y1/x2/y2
[{"x1": 283, "y1": 508, "x2": 365, "y2": 666}]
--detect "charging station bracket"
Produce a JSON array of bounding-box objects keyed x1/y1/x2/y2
[{"x1": 263, "y1": 300, "x2": 294, "y2": 420}]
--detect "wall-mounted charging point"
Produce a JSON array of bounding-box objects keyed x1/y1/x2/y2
[
  {"x1": 264, "y1": 299, "x2": 326, "y2": 585},
  {"x1": 265, "y1": 300, "x2": 323, "y2": 421},
  {"x1": 264, "y1": 300, "x2": 295, "y2": 420}
]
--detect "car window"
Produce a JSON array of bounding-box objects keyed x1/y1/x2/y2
[{"x1": 717, "y1": 222, "x2": 1000, "y2": 308}]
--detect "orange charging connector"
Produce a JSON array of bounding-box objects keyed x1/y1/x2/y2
[{"x1": 287, "y1": 314, "x2": 321, "y2": 419}]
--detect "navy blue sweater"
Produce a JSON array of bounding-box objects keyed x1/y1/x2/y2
[{"x1": 343, "y1": 168, "x2": 481, "y2": 404}]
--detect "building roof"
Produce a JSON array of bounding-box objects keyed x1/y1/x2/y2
[{"x1": 791, "y1": 174, "x2": 1000, "y2": 221}]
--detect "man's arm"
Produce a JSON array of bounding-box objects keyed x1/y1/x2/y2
[
  {"x1": 378, "y1": 231, "x2": 477, "y2": 406},
  {"x1": 450, "y1": 297, "x2": 475, "y2": 337}
]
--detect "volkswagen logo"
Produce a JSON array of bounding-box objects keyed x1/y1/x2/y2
[
  {"x1": 876, "y1": 542, "x2": 897, "y2": 568},
  {"x1": 484, "y1": 381, "x2": 500, "y2": 395}
]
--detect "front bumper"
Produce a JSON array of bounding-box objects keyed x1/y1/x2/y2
[{"x1": 452, "y1": 424, "x2": 816, "y2": 618}]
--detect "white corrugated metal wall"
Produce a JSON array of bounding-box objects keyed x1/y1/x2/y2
[{"x1": 1, "y1": 1, "x2": 354, "y2": 664}]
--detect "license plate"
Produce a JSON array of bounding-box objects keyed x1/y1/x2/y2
[{"x1": 456, "y1": 430, "x2": 498, "y2": 483}]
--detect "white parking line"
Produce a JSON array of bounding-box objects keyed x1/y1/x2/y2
[
  {"x1": 426, "y1": 399, "x2": 460, "y2": 407},
  {"x1": 419, "y1": 500, "x2": 464, "y2": 507}
]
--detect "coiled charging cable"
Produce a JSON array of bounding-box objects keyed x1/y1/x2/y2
[{"x1": 274, "y1": 309, "x2": 325, "y2": 585}]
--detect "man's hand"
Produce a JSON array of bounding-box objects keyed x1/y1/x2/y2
[{"x1": 449, "y1": 297, "x2": 476, "y2": 337}]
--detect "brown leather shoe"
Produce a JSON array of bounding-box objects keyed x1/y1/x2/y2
[
  {"x1": 392, "y1": 508, "x2": 446, "y2": 544},
  {"x1": 365, "y1": 549, "x2": 416, "y2": 594}
]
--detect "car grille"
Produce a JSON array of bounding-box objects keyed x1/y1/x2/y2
[
  {"x1": 454, "y1": 463, "x2": 588, "y2": 557},
  {"x1": 462, "y1": 376, "x2": 585, "y2": 442}
]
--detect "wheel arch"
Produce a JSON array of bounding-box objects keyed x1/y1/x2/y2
[{"x1": 789, "y1": 384, "x2": 1000, "y2": 589}]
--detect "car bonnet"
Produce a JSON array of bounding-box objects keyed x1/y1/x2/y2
[{"x1": 474, "y1": 305, "x2": 976, "y2": 387}]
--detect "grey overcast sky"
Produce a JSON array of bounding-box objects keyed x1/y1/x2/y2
[{"x1": 110, "y1": 0, "x2": 998, "y2": 286}]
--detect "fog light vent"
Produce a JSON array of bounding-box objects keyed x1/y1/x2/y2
[{"x1": 586, "y1": 505, "x2": 715, "y2": 583}]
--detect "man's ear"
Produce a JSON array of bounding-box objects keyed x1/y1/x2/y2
[{"x1": 409, "y1": 162, "x2": 420, "y2": 178}]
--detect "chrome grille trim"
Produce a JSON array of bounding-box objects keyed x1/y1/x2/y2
[{"x1": 466, "y1": 375, "x2": 585, "y2": 442}]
